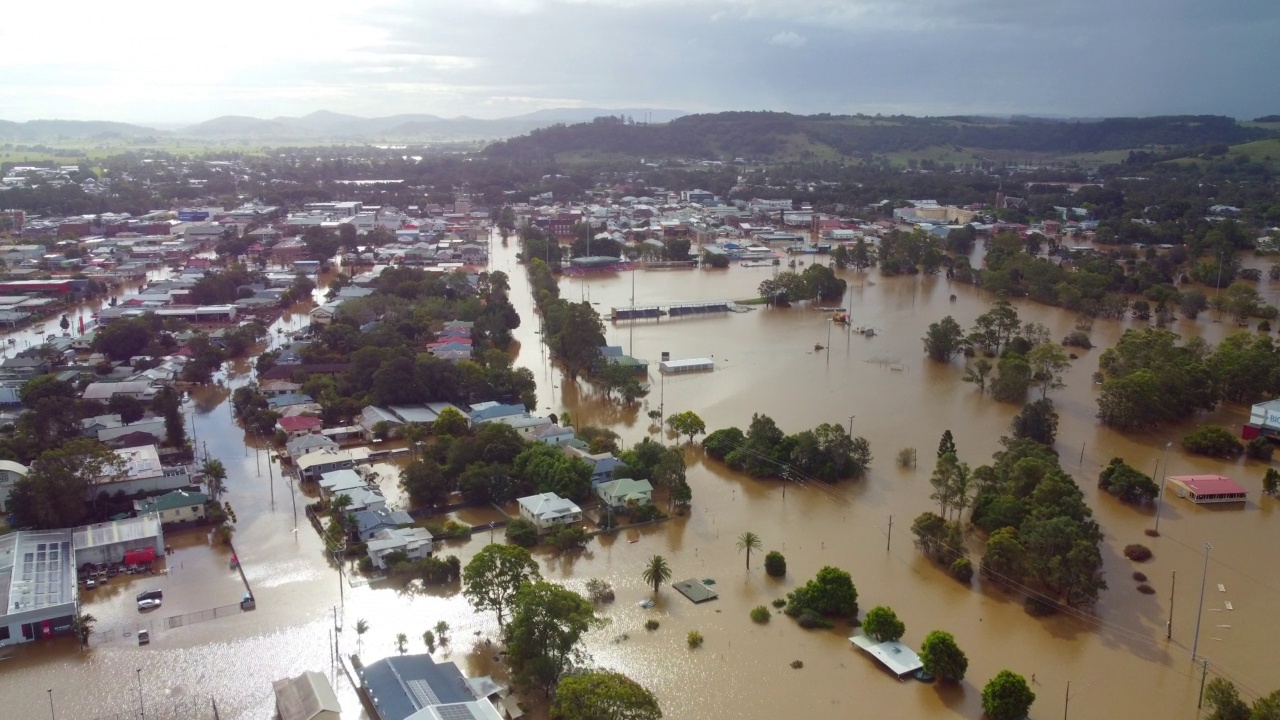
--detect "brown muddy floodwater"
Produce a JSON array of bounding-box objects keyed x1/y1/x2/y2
[{"x1": 3, "y1": 235, "x2": 1279, "y2": 720}]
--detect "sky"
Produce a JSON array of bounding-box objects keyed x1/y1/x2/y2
[{"x1": 1, "y1": 0, "x2": 1278, "y2": 124}]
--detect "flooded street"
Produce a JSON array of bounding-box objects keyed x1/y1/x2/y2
[{"x1": 2, "y1": 237, "x2": 1279, "y2": 719}]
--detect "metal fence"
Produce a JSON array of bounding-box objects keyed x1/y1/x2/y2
[{"x1": 163, "y1": 603, "x2": 244, "y2": 629}]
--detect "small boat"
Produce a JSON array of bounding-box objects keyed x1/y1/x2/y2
[{"x1": 638, "y1": 599, "x2": 654, "y2": 609}]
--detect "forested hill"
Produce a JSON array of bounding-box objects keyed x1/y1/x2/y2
[{"x1": 482, "y1": 112, "x2": 1275, "y2": 162}]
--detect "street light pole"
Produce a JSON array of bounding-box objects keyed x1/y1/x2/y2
[
  {"x1": 1153, "y1": 441, "x2": 1172, "y2": 535},
  {"x1": 136, "y1": 668, "x2": 145, "y2": 719},
  {"x1": 847, "y1": 415, "x2": 855, "y2": 438},
  {"x1": 47, "y1": 689, "x2": 55, "y2": 720},
  {"x1": 1192, "y1": 542, "x2": 1213, "y2": 662}
]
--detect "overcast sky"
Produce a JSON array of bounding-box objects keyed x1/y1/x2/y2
[{"x1": 2, "y1": 0, "x2": 1277, "y2": 124}]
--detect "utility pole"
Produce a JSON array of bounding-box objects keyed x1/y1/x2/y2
[
  {"x1": 1198, "y1": 658, "x2": 1210, "y2": 709},
  {"x1": 47, "y1": 689, "x2": 54, "y2": 720},
  {"x1": 1192, "y1": 542, "x2": 1213, "y2": 662},
  {"x1": 1167, "y1": 570, "x2": 1175, "y2": 640},
  {"x1": 886, "y1": 515, "x2": 892, "y2": 552},
  {"x1": 1153, "y1": 441, "x2": 1172, "y2": 535},
  {"x1": 847, "y1": 415, "x2": 855, "y2": 438},
  {"x1": 136, "y1": 668, "x2": 145, "y2": 720},
  {"x1": 1063, "y1": 680, "x2": 1070, "y2": 720}
]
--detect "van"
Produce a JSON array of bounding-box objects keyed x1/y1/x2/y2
[
  {"x1": 137, "y1": 629, "x2": 150, "y2": 645},
  {"x1": 136, "y1": 589, "x2": 162, "y2": 602}
]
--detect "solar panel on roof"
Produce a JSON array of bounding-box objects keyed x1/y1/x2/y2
[
  {"x1": 407, "y1": 679, "x2": 441, "y2": 708},
  {"x1": 436, "y1": 704, "x2": 479, "y2": 720}
]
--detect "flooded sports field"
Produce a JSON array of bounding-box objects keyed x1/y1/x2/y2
[{"x1": 1, "y1": 234, "x2": 1278, "y2": 719}]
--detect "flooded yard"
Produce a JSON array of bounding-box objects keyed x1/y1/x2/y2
[{"x1": 0, "y1": 234, "x2": 1278, "y2": 719}]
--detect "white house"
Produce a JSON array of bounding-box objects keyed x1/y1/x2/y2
[
  {"x1": 596, "y1": 477, "x2": 653, "y2": 509},
  {"x1": 366, "y1": 527, "x2": 435, "y2": 570},
  {"x1": 0, "y1": 459, "x2": 29, "y2": 513},
  {"x1": 531, "y1": 423, "x2": 575, "y2": 446},
  {"x1": 318, "y1": 469, "x2": 367, "y2": 499},
  {"x1": 516, "y1": 492, "x2": 582, "y2": 532},
  {"x1": 286, "y1": 433, "x2": 338, "y2": 460},
  {"x1": 273, "y1": 671, "x2": 342, "y2": 720},
  {"x1": 297, "y1": 448, "x2": 359, "y2": 482},
  {"x1": 96, "y1": 445, "x2": 197, "y2": 497}
]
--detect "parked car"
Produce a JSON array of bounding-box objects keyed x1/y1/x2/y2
[
  {"x1": 137, "y1": 629, "x2": 150, "y2": 645},
  {"x1": 136, "y1": 589, "x2": 162, "y2": 602},
  {"x1": 84, "y1": 579, "x2": 96, "y2": 590},
  {"x1": 137, "y1": 598, "x2": 162, "y2": 612}
]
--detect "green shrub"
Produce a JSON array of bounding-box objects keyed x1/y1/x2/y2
[
  {"x1": 1062, "y1": 331, "x2": 1093, "y2": 349},
  {"x1": 949, "y1": 557, "x2": 974, "y2": 583},
  {"x1": 750, "y1": 606, "x2": 771, "y2": 624},
  {"x1": 764, "y1": 551, "x2": 786, "y2": 577},
  {"x1": 1124, "y1": 544, "x2": 1153, "y2": 562},
  {"x1": 644, "y1": 619, "x2": 659, "y2": 631},
  {"x1": 687, "y1": 630, "x2": 704, "y2": 648},
  {"x1": 630, "y1": 503, "x2": 666, "y2": 523},
  {"x1": 1245, "y1": 437, "x2": 1274, "y2": 461},
  {"x1": 771, "y1": 598, "x2": 787, "y2": 608},
  {"x1": 504, "y1": 518, "x2": 538, "y2": 547},
  {"x1": 1182, "y1": 426, "x2": 1243, "y2": 459},
  {"x1": 796, "y1": 610, "x2": 833, "y2": 629}
]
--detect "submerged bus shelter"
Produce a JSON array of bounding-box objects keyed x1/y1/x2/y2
[{"x1": 849, "y1": 632, "x2": 923, "y2": 679}]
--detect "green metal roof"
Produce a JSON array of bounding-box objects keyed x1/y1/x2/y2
[{"x1": 137, "y1": 489, "x2": 208, "y2": 514}]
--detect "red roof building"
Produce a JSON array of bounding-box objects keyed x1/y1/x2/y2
[
  {"x1": 1168, "y1": 475, "x2": 1246, "y2": 504},
  {"x1": 277, "y1": 415, "x2": 323, "y2": 438}
]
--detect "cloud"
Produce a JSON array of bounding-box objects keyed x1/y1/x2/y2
[
  {"x1": 768, "y1": 31, "x2": 808, "y2": 47},
  {"x1": 0, "y1": 0, "x2": 1277, "y2": 122}
]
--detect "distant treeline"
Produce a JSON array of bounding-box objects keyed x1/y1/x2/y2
[{"x1": 483, "y1": 112, "x2": 1275, "y2": 161}]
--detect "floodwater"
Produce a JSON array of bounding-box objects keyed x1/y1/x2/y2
[{"x1": 2, "y1": 235, "x2": 1279, "y2": 720}]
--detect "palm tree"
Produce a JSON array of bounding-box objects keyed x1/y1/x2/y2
[
  {"x1": 73, "y1": 612, "x2": 96, "y2": 648},
  {"x1": 355, "y1": 618, "x2": 369, "y2": 653},
  {"x1": 201, "y1": 459, "x2": 227, "y2": 502},
  {"x1": 641, "y1": 555, "x2": 672, "y2": 594},
  {"x1": 736, "y1": 531, "x2": 762, "y2": 571},
  {"x1": 395, "y1": 633, "x2": 408, "y2": 655},
  {"x1": 434, "y1": 620, "x2": 450, "y2": 645}
]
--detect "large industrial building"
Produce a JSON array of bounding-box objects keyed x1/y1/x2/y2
[{"x1": 0, "y1": 516, "x2": 164, "y2": 645}]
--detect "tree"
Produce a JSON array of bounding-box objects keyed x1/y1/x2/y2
[
  {"x1": 919, "y1": 630, "x2": 968, "y2": 682},
  {"x1": 1097, "y1": 458, "x2": 1160, "y2": 504},
  {"x1": 355, "y1": 618, "x2": 369, "y2": 652},
  {"x1": 1182, "y1": 425, "x2": 1244, "y2": 458},
  {"x1": 152, "y1": 386, "x2": 186, "y2": 448},
  {"x1": 1265, "y1": 468, "x2": 1280, "y2": 496},
  {"x1": 641, "y1": 555, "x2": 672, "y2": 594},
  {"x1": 736, "y1": 531, "x2": 762, "y2": 571},
  {"x1": 963, "y1": 357, "x2": 994, "y2": 391},
  {"x1": 1026, "y1": 343, "x2": 1071, "y2": 399},
  {"x1": 400, "y1": 458, "x2": 449, "y2": 508},
  {"x1": 201, "y1": 459, "x2": 227, "y2": 501},
  {"x1": 8, "y1": 439, "x2": 124, "y2": 529},
  {"x1": 422, "y1": 630, "x2": 437, "y2": 654},
  {"x1": 971, "y1": 299, "x2": 1020, "y2": 356},
  {"x1": 980, "y1": 528, "x2": 1027, "y2": 585},
  {"x1": 665, "y1": 411, "x2": 706, "y2": 444},
  {"x1": 1202, "y1": 678, "x2": 1249, "y2": 720},
  {"x1": 764, "y1": 551, "x2": 786, "y2": 577},
  {"x1": 93, "y1": 317, "x2": 152, "y2": 360},
  {"x1": 785, "y1": 566, "x2": 858, "y2": 618},
  {"x1": 981, "y1": 670, "x2": 1035, "y2": 720},
  {"x1": 937, "y1": 430, "x2": 957, "y2": 459},
  {"x1": 1010, "y1": 398, "x2": 1058, "y2": 446},
  {"x1": 73, "y1": 612, "x2": 96, "y2": 647},
  {"x1": 462, "y1": 544, "x2": 541, "y2": 628},
  {"x1": 551, "y1": 671, "x2": 662, "y2": 720},
  {"x1": 989, "y1": 354, "x2": 1032, "y2": 404},
  {"x1": 395, "y1": 632, "x2": 408, "y2": 655},
  {"x1": 861, "y1": 605, "x2": 905, "y2": 642},
  {"x1": 504, "y1": 581, "x2": 598, "y2": 694},
  {"x1": 930, "y1": 452, "x2": 968, "y2": 519},
  {"x1": 1178, "y1": 289, "x2": 1209, "y2": 319},
  {"x1": 923, "y1": 316, "x2": 966, "y2": 362},
  {"x1": 505, "y1": 518, "x2": 539, "y2": 547},
  {"x1": 432, "y1": 407, "x2": 469, "y2": 437},
  {"x1": 1215, "y1": 281, "x2": 1262, "y2": 323},
  {"x1": 108, "y1": 394, "x2": 147, "y2": 425}
]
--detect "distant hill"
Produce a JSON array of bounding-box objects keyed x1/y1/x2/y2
[
  {"x1": 482, "y1": 112, "x2": 1278, "y2": 162},
  {"x1": 175, "y1": 107, "x2": 689, "y2": 142},
  {"x1": 0, "y1": 119, "x2": 167, "y2": 142}
]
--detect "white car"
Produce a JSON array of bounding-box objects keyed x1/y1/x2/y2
[{"x1": 137, "y1": 598, "x2": 162, "y2": 611}]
